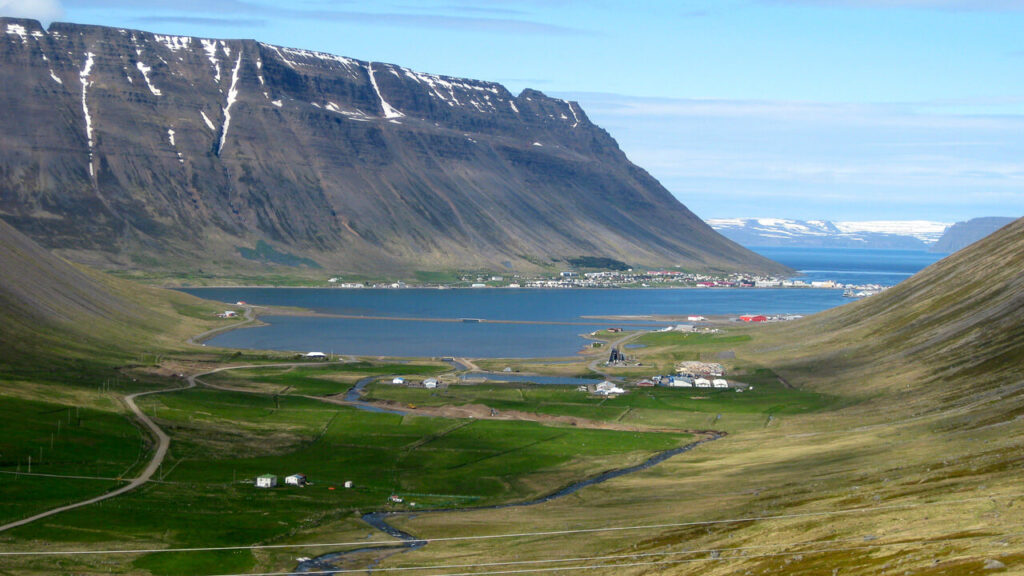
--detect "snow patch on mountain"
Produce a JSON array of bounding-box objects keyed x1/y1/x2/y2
[{"x1": 708, "y1": 218, "x2": 952, "y2": 249}]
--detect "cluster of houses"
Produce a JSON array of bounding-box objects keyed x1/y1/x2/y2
[
  {"x1": 737, "y1": 314, "x2": 804, "y2": 323},
  {"x1": 630, "y1": 361, "x2": 739, "y2": 390},
  {"x1": 640, "y1": 375, "x2": 731, "y2": 389},
  {"x1": 392, "y1": 376, "x2": 441, "y2": 389},
  {"x1": 255, "y1": 473, "x2": 308, "y2": 488},
  {"x1": 255, "y1": 474, "x2": 356, "y2": 490}
]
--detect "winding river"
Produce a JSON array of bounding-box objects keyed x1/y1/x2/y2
[{"x1": 294, "y1": 379, "x2": 723, "y2": 575}]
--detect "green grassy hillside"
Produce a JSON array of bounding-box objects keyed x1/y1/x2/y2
[
  {"x1": 754, "y1": 216, "x2": 1022, "y2": 403},
  {"x1": 377, "y1": 218, "x2": 1024, "y2": 576},
  {"x1": 0, "y1": 218, "x2": 220, "y2": 367}
]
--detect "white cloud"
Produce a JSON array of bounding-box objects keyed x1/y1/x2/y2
[{"x1": 0, "y1": 0, "x2": 64, "y2": 22}]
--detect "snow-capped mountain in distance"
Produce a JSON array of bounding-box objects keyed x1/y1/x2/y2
[{"x1": 708, "y1": 218, "x2": 952, "y2": 250}]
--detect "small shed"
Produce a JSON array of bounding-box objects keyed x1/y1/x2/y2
[
  {"x1": 423, "y1": 377, "x2": 438, "y2": 389},
  {"x1": 285, "y1": 473, "x2": 307, "y2": 486},
  {"x1": 255, "y1": 474, "x2": 277, "y2": 488},
  {"x1": 392, "y1": 377, "x2": 405, "y2": 385}
]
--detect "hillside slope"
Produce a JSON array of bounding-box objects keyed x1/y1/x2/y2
[
  {"x1": 758, "y1": 216, "x2": 1023, "y2": 401},
  {"x1": 0, "y1": 18, "x2": 784, "y2": 277},
  {"x1": 369, "y1": 220, "x2": 1024, "y2": 576},
  {"x1": 0, "y1": 217, "x2": 215, "y2": 365}
]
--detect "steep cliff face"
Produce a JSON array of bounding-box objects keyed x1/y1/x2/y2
[
  {"x1": 0, "y1": 18, "x2": 786, "y2": 275},
  {"x1": 929, "y1": 217, "x2": 1017, "y2": 254}
]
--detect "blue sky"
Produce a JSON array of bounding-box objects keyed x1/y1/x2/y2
[{"x1": 3, "y1": 0, "x2": 1023, "y2": 222}]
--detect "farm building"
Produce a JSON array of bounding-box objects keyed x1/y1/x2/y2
[
  {"x1": 635, "y1": 379, "x2": 655, "y2": 387},
  {"x1": 591, "y1": 381, "x2": 626, "y2": 396},
  {"x1": 285, "y1": 474, "x2": 307, "y2": 486},
  {"x1": 739, "y1": 314, "x2": 768, "y2": 322},
  {"x1": 303, "y1": 352, "x2": 327, "y2": 360},
  {"x1": 423, "y1": 377, "x2": 438, "y2": 389},
  {"x1": 392, "y1": 377, "x2": 405, "y2": 385},
  {"x1": 670, "y1": 376, "x2": 694, "y2": 388},
  {"x1": 712, "y1": 379, "x2": 729, "y2": 388},
  {"x1": 255, "y1": 474, "x2": 277, "y2": 488},
  {"x1": 695, "y1": 377, "x2": 711, "y2": 388}
]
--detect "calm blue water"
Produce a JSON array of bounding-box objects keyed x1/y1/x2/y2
[
  {"x1": 184, "y1": 287, "x2": 842, "y2": 357},
  {"x1": 750, "y1": 247, "x2": 944, "y2": 286},
  {"x1": 184, "y1": 247, "x2": 945, "y2": 358}
]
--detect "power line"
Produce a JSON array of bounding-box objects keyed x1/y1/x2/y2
[
  {"x1": 1, "y1": 491, "x2": 1018, "y2": 557},
  {"x1": 207, "y1": 528, "x2": 1024, "y2": 573}
]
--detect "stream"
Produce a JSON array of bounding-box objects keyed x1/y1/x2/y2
[{"x1": 291, "y1": 427, "x2": 722, "y2": 574}]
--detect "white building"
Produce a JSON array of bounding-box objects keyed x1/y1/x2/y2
[
  {"x1": 695, "y1": 377, "x2": 711, "y2": 388},
  {"x1": 423, "y1": 377, "x2": 438, "y2": 389},
  {"x1": 712, "y1": 378, "x2": 729, "y2": 388},
  {"x1": 303, "y1": 352, "x2": 327, "y2": 360},
  {"x1": 687, "y1": 315, "x2": 706, "y2": 322},
  {"x1": 255, "y1": 474, "x2": 277, "y2": 488},
  {"x1": 669, "y1": 376, "x2": 693, "y2": 387},
  {"x1": 285, "y1": 474, "x2": 307, "y2": 486},
  {"x1": 593, "y1": 381, "x2": 626, "y2": 395},
  {"x1": 392, "y1": 377, "x2": 405, "y2": 385}
]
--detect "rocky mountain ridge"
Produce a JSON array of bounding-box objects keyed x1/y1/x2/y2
[{"x1": 0, "y1": 18, "x2": 785, "y2": 276}]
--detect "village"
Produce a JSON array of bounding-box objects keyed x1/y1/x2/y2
[{"x1": 324, "y1": 270, "x2": 890, "y2": 293}]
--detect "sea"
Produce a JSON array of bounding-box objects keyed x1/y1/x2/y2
[{"x1": 184, "y1": 247, "x2": 944, "y2": 358}]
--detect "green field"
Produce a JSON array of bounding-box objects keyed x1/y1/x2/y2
[
  {"x1": 0, "y1": 395, "x2": 148, "y2": 524},
  {"x1": 1, "y1": 383, "x2": 692, "y2": 575},
  {"x1": 202, "y1": 361, "x2": 450, "y2": 395}
]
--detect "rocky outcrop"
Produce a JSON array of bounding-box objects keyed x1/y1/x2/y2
[{"x1": 0, "y1": 18, "x2": 786, "y2": 276}]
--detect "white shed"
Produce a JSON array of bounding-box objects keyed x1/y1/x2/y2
[
  {"x1": 285, "y1": 473, "x2": 307, "y2": 486},
  {"x1": 695, "y1": 377, "x2": 711, "y2": 388},
  {"x1": 712, "y1": 378, "x2": 729, "y2": 388},
  {"x1": 392, "y1": 377, "x2": 405, "y2": 385},
  {"x1": 255, "y1": 474, "x2": 277, "y2": 488},
  {"x1": 303, "y1": 352, "x2": 327, "y2": 360},
  {"x1": 423, "y1": 377, "x2": 438, "y2": 389}
]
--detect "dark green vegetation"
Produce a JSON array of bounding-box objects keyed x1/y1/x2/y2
[
  {"x1": 237, "y1": 240, "x2": 321, "y2": 268},
  {"x1": 363, "y1": 377, "x2": 837, "y2": 426},
  {"x1": 204, "y1": 362, "x2": 448, "y2": 395},
  {"x1": 0, "y1": 396, "x2": 146, "y2": 524},
  {"x1": 4, "y1": 385, "x2": 691, "y2": 575},
  {"x1": 565, "y1": 256, "x2": 631, "y2": 271}
]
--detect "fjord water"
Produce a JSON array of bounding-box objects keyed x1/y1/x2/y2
[
  {"x1": 186, "y1": 248, "x2": 942, "y2": 357},
  {"x1": 751, "y1": 247, "x2": 944, "y2": 286},
  {"x1": 187, "y1": 287, "x2": 845, "y2": 357}
]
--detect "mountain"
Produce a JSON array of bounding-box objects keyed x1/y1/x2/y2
[
  {"x1": 0, "y1": 19, "x2": 785, "y2": 278},
  {"x1": 708, "y1": 217, "x2": 950, "y2": 249},
  {"x1": 0, "y1": 216, "x2": 213, "y2": 366},
  {"x1": 929, "y1": 216, "x2": 1017, "y2": 253},
  {"x1": 760, "y1": 216, "x2": 1023, "y2": 400}
]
